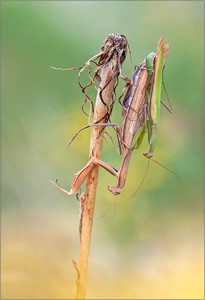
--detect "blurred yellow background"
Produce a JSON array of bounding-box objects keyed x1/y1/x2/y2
[{"x1": 1, "y1": 1, "x2": 204, "y2": 299}]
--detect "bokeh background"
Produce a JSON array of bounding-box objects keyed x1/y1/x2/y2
[{"x1": 1, "y1": 1, "x2": 204, "y2": 299}]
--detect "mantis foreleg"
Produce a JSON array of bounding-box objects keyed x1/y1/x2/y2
[{"x1": 49, "y1": 158, "x2": 119, "y2": 195}]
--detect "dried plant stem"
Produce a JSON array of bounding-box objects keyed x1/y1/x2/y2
[
  {"x1": 75, "y1": 60, "x2": 119, "y2": 299},
  {"x1": 49, "y1": 34, "x2": 128, "y2": 299}
]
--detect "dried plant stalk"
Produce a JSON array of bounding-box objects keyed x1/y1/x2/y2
[{"x1": 75, "y1": 34, "x2": 128, "y2": 299}]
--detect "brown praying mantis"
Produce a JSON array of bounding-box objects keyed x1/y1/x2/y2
[{"x1": 49, "y1": 37, "x2": 171, "y2": 196}]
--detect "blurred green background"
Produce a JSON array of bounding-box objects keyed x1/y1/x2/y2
[{"x1": 1, "y1": 1, "x2": 204, "y2": 299}]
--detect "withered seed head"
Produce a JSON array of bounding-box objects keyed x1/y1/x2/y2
[{"x1": 99, "y1": 33, "x2": 128, "y2": 65}]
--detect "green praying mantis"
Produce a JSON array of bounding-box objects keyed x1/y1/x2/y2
[{"x1": 49, "y1": 36, "x2": 172, "y2": 196}]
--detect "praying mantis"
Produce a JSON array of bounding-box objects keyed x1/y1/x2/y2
[{"x1": 49, "y1": 36, "x2": 171, "y2": 196}]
